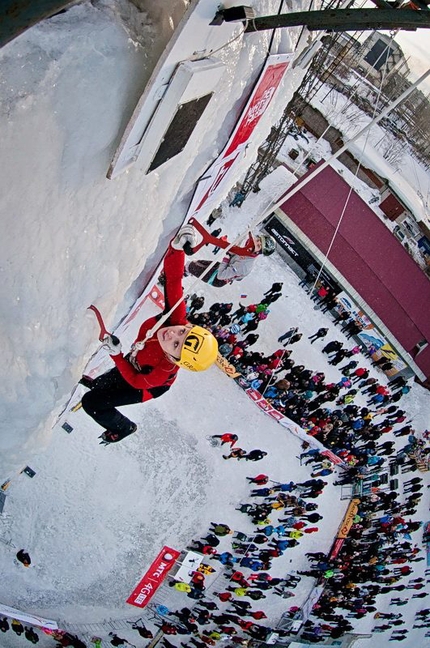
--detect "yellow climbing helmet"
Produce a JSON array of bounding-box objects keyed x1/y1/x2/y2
[{"x1": 176, "y1": 325, "x2": 219, "y2": 372}]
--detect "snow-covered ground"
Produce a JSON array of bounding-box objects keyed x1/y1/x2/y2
[{"x1": 309, "y1": 84, "x2": 430, "y2": 228}]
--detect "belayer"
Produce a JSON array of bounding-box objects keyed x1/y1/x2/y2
[{"x1": 82, "y1": 226, "x2": 219, "y2": 444}]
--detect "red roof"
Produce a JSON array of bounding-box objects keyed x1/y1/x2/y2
[{"x1": 280, "y1": 164, "x2": 430, "y2": 379}]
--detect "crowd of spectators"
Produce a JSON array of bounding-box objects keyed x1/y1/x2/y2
[{"x1": 180, "y1": 278, "x2": 429, "y2": 645}]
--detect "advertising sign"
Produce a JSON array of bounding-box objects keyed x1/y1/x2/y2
[
  {"x1": 337, "y1": 498, "x2": 360, "y2": 539},
  {"x1": 127, "y1": 546, "x2": 180, "y2": 608},
  {"x1": 302, "y1": 584, "x2": 325, "y2": 622},
  {"x1": 335, "y1": 291, "x2": 372, "y2": 329},
  {"x1": 224, "y1": 59, "x2": 290, "y2": 158},
  {"x1": 240, "y1": 385, "x2": 347, "y2": 464},
  {"x1": 335, "y1": 291, "x2": 406, "y2": 374},
  {"x1": 187, "y1": 54, "x2": 293, "y2": 220},
  {"x1": 265, "y1": 215, "x2": 316, "y2": 270},
  {"x1": 320, "y1": 449, "x2": 344, "y2": 466},
  {"x1": 329, "y1": 537, "x2": 345, "y2": 560},
  {"x1": 423, "y1": 521, "x2": 430, "y2": 567},
  {"x1": 265, "y1": 216, "x2": 339, "y2": 290},
  {"x1": 0, "y1": 604, "x2": 58, "y2": 630},
  {"x1": 173, "y1": 550, "x2": 203, "y2": 583},
  {"x1": 216, "y1": 355, "x2": 241, "y2": 378}
]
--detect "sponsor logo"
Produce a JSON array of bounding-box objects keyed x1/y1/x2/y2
[
  {"x1": 243, "y1": 87, "x2": 276, "y2": 125},
  {"x1": 183, "y1": 332, "x2": 204, "y2": 353},
  {"x1": 268, "y1": 227, "x2": 299, "y2": 257},
  {"x1": 216, "y1": 355, "x2": 241, "y2": 378},
  {"x1": 181, "y1": 360, "x2": 197, "y2": 371},
  {"x1": 127, "y1": 547, "x2": 180, "y2": 608}
]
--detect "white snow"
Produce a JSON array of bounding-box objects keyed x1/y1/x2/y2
[
  {"x1": 1, "y1": 2, "x2": 430, "y2": 648},
  {"x1": 1, "y1": 205, "x2": 430, "y2": 646},
  {"x1": 309, "y1": 85, "x2": 430, "y2": 227}
]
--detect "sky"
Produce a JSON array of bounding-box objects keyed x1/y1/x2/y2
[
  {"x1": 394, "y1": 29, "x2": 430, "y2": 92},
  {"x1": 361, "y1": 25, "x2": 430, "y2": 94}
]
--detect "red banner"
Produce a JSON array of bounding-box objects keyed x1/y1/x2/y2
[
  {"x1": 193, "y1": 152, "x2": 241, "y2": 213},
  {"x1": 224, "y1": 62, "x2": 290, "y2": 157},
  {"x1": 126, "y1": 546, "x2": 180, "y2": 608},
  {"x1": 329, "y1": 537, "x2": 345, "y2": 560},
  {"x1": 240, "y1": 384, "x2": 349, "y2": 467},
  {"x1": 187, "y1": 54, "x2": 293, "y2": 220}
]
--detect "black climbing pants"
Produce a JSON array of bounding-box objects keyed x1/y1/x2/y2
[{"x1": 82, "y1": 367, "x2": 143, "y2": 434}]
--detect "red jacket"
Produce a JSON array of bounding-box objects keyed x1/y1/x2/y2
[
  {"x1": 354, "y1": 368, "x2": 367, "y2": 377},
  {"x1": 251, "y1": 611, "x2": 267, "y2": 620},
  {"x1": 112, "y1": 247, "x2": 187, "y2": 397},
  {"x1": 238, "y1": 621, "x2": 253, "y2": 631},
  {"x1": 376, "y1": 385, "x2": 389, "y2": 395}
]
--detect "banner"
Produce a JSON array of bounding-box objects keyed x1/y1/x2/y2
[
  {"x1": 335, "y1": 291, "x2": 406, "y2": 374},
  {"x1": 187, "y1": 54, "x2": 293, "y2": 220},
  {"x1": 335, "y1": 291, "x2": 372, "y2": 330},
  {"x1": 216, "y1": 355, "x2": 241, "y2": 378},
  {"x1": 265, "y1": 216, "x2": 338, "y2": 290},
  {"x1": 233, "y1": 377, "x2": 347, "y2": 465},
  {"x1": 337, "y1": 498, "x2": 360, "y2": 539},
  {"x1": 0, "y1": 604, "x2": 58, "y2": 630},
  {"x1": 423, "y1": 521, "x2": 430, "y2": 567},
  {"x1": 320, "y1": 449, "x2": 344, "y2": 466},
  {"x1": 265, "y1": 216, "x2": 318, "y2": 271},
  {"x1": 173, "y1": 550, "x2": 203, "y2": 583},
  {"x1": 329, "y1": 500, "x2": 360, "y2": 559},
  {"x1": 329, "y1": 537, "x2": 345, "y2": 560},
  {"x1": 126, "y1": 546, "x2": 180, "y2": 608},
  {"x1": 301, "y1": 584, "x2": 325, "y2": 622}
]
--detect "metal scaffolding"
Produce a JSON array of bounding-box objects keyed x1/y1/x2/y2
[{"x1": 240, "y1": 20, "x2": 359, "y2": 197}]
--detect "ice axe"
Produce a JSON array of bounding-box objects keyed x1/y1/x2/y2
[
  {"x1": 87, "y1": 304, "x2": 120, "y2": 345},
  {"x1": 185, "y1": 217, "x2": 257, "y2": 257}
]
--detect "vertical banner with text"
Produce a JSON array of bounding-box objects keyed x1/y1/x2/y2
[
  {"x1": 127, "y1": 546, "x2": 180, "y2": 608},
  {"x1": 187, "y1": 54, "x2": 293, "y2": 221}
]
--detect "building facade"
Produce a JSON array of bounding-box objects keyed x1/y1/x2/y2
[{"x1": 267, "y1": 164, "x2": 430, "y2": 383}]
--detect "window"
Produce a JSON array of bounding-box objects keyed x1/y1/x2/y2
[
  {"x1": 364, "y1": 39, "x2": 393, "y2": 71},
  {"x1": 148, "y1": 94, "x2": 213, "y2": 172}
]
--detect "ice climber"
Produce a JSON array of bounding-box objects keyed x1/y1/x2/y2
[{"x1": 81, "y1": 226, "x2": 219, "y2": 444}]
